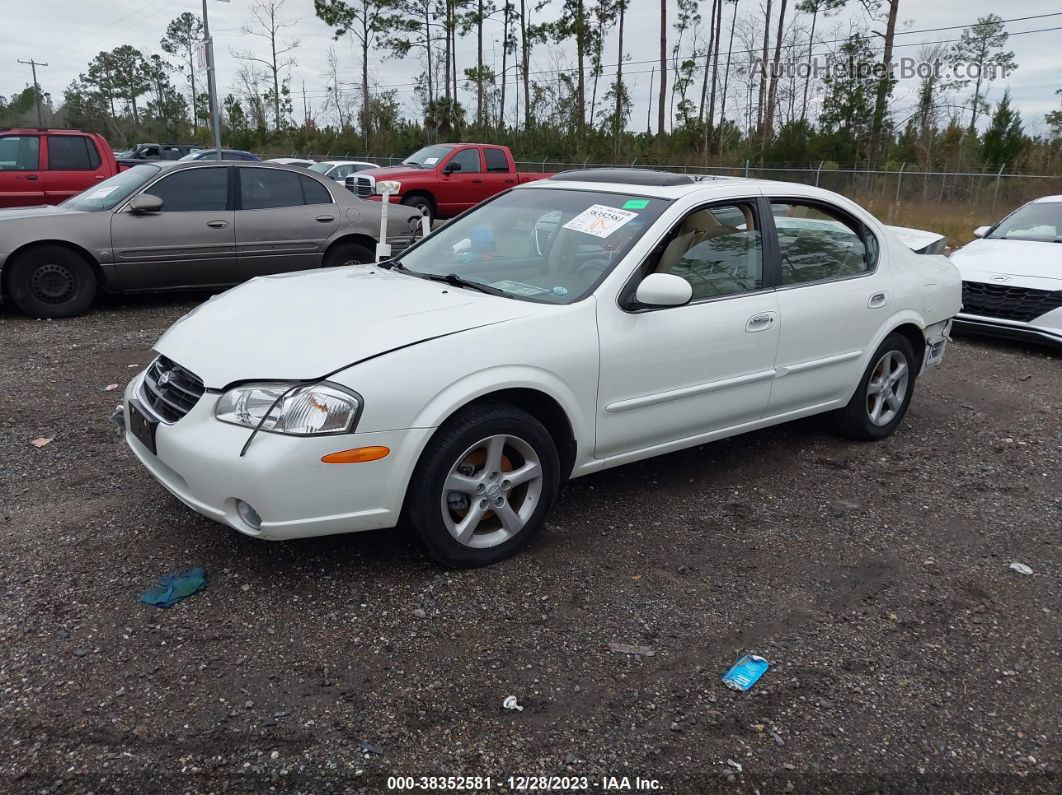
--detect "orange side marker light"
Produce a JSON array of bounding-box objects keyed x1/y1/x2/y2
[{"x1": 321, "y1": 446, "x2": 390, "y2": 464}]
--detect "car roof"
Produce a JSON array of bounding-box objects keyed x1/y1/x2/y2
[
  {"x1": 319, "y1": 160, "x2": 375, "y2": 166},
  {"x1": 150, "y1": 160, "x2": 314, "y2": 173},
  {"x1": 1030, "y1": 195, "x2": 1062, "y2": 204}
]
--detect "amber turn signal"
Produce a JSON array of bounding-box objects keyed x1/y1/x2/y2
[{"x1": 321, "y1": 446, "x2": 390, "y2": 464}]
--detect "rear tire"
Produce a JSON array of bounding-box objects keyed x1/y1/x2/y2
[
  {"x1": 407, "y1": 403, "x2": 559, "y2": 568},
  {"x1": 833, "y1": 333, "x2": 917, "y2": 441},
  {"x1": 323, "y1": 241, "x2": 374, "y2": 267},
  {"x1": 401, "y1": 194, "x2": 435, "y2": 224},
  {"x1": 8, "y1": 245, "x2": 97, "y2": 318}
]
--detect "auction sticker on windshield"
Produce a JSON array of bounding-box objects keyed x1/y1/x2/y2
[{"x1": 563, "y1": 204, "x2": 638, "y2": 238}]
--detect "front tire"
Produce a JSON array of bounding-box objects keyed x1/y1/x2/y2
[
  {"x1": 833, "y1": 333, "x2": 917, "y2": 441},
  {"x1": 407, "y1": 403, "x2": 559, "y2": 567},
  {"x1": 401, "y1": 194, "x2": 435, "y2": 224},
  {"x1": 7, "y1": 245, "x2": 97, "y2": 318}
]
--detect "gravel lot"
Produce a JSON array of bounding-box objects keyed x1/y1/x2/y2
[{"x1": 1, "y1": 293, "x2": 1059, "y2": 794}]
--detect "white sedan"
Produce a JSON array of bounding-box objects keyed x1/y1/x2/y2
[
  {"x1": 122, "y1": 170, "x2": 960, "y2": 566},
  {"x1": 950, "y1": 195, "x2": 1062, "y2": 347},
  {"x1": 306, "y1": 160, "x2": 379, "y2": 183}
]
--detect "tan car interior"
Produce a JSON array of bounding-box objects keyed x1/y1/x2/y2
[{"x1": 651, "y1": 204, "x2": 762, "y2": 299}]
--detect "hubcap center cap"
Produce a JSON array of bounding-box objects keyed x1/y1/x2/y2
[{"x1": 484, "y1": 483, "x2": 502, "y2": 501}]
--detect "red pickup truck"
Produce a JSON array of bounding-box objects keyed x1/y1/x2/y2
[
  {"x1": 0, "y1": 129, "x2": 119, "y2": 208},
  {"x1": 345, "y1": 144, "x2": 553, "y2": 221}
]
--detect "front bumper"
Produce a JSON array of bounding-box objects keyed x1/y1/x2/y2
[
  {"x1": 123, "y1": 375, "x2": 433, "y2": 540},
  {"x1": 954, "y1": 313, "x2": 1062, "y2": 348}
]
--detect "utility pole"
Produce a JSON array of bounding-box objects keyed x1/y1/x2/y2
[
  {"x1": 202, "y1": 0, "x2": 224, "y2": 160},
  {"x1": 17, "y1": 58, "x2": 48, "y2": 127}
]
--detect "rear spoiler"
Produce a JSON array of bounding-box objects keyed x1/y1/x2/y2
[{"x1": 886, "y1": 224, "x2": 947, "y2": 255}]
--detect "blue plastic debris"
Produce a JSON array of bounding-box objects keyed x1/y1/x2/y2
[
  {"x1": 722, "y1": 654, "x2": 769, "y2": 691},
  {"x1": 140, "y1": 566, "x2": 207, "y2": 608}
]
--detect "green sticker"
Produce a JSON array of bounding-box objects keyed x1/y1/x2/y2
[{"x1": 623, "y1": 199, "x2": 650, "y2": 210}]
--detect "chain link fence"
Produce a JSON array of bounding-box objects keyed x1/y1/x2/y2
[{"x1": 262, "y1": 150, "x2": 1062, "y2": 220}]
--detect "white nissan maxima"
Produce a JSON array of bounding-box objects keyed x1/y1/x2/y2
[
  {"x1": 950, "y1": 196, "x2": 1062, "y2": 347},
  {"x1": 123, "y1": 169, "x2": 960, "y2": 566}
]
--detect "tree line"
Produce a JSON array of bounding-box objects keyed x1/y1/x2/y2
[{"x1": 3, "y1": 1, "x2": 1061, "y2": 175}]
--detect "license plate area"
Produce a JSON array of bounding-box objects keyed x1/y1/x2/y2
[{"x1": 128, "y1": 399, "x2": 158, "y2": 455}]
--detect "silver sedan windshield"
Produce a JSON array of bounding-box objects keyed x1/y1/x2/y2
[{"x1": 60, "y1": 165, "x2": 161, "y2": 212}]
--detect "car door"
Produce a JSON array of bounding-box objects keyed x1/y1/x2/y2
[
  {"x1": 436, "y1": 147, "x2": 485, "y2": 215},
  {"x1": 42, "y1": 134, "x2": 109, "y2": 203},
  {"x1": 482, "y1": 146, "x2": 517, "y2": 195},
  {"x1": 595, "y1": 199, "x2": 781, "y2": 459},
  {"x1": 764, "y1": 196, "x2": 891, "y2": 417},
  {"x1": 0, "y1": 133, "x2": 44, "y2": 207},
  {"x1": 235, "y1": 166, "x2": 340, "y2": 278},
  {"x1": 110, "y1": 165, "x2": 237, "y2": 290}
]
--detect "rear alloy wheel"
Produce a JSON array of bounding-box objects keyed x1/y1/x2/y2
[
  {"x1": 8, "y1": 245, "x2": 97, "y2": 318},
  {"x1": 833, "y1": 333, "x2": 917, "y2": 441},
  {"x1": 323, "y1": 241, "x2": 374, "y2": 267},
  {"x1": 408, "y1": 403, "x2": 559, "y2": 567}
]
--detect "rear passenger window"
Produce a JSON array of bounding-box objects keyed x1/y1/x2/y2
[
  {"x1": 299, "y1": 175, "x2": 332, "y2": 205},
  {"x1": 772, "y1": 201, "x2": 873, "y2": 285},
  {"x1": 484, "y1": 148, "x2": 509, "y2": 172},
  {"x1": 651, "y1": 202, "x2": 763, "y2": 301},
  {"x1": 48, "y1": 136, "x2": 100, "y2": 170},
  {"x1": 240, "y1": 168, "x2": 302, "y2": 209},
  {"x1": 0, "y1": 135, "x2": 40, "y2": 170}
]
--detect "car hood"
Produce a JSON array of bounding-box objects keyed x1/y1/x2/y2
[
  {"x1": 154, "y1": 266, "x2": 531, "y2": 388},
  {"x1": 951, "y1": 238, "x2": 1062, "y2": 282},
  {"x1": 0, "y1": 204, "x2": 83, "y2": 222},
  {"x1": 359, "y1": 165, "x2": 431, "y2": 180}
]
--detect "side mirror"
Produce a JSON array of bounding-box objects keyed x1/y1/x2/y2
[
  {"x1": 443, "y1": 161, "x2": 462, "y2": 173},
  {"x1": 634, "y1": 273, "x2": 693, "y2": 307},
  {"x1": 129, "y1": 193, "x2": 163, "y2": 214},
  {"x1": 973, "y1": 225, "x2": 990, "y2": 238}
]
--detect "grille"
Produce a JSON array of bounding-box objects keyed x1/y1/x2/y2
[
  {"x1": 961, "y1": 280, "x2": 1062, "y2": 323},
  {"x1": 140, "y1": 356, "x2": 205, "y2": 423},
  {"x1": 354, "y1": 175, "x2": 373, "y2": 197}
]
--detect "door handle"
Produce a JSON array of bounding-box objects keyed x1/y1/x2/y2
[
  {"x1": 504, "y1": 178, "x2": 515, "y2": 183},
  {"x1": 206, "y1": 220, "x2": 229, "y2": 229},
  {"x1": 472, "y1": 178, "x2": 483, "y2": 184},
  {"x1": 24, "y1": 174, "x2": 39, "y2": 181},
  {"x1": 315, "y1": 215, "x2": 335, "y2": 222},
  {"x1": 868, "y1": 291, "x2": 888, "y2": 308},
  {"x1": 745, "y1": 312, "x2": 776, "y2": 332}
]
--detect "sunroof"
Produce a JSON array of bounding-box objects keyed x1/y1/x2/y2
[{"x1": 548, "y1": 168, "x2": 697, "y2": 187}]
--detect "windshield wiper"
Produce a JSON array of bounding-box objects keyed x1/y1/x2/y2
[{"x1": 418, "y1": 272, "x2": 510, "y2": 297}]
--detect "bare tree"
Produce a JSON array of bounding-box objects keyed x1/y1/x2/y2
[
  {"x1": 323, "y1": 46, "x2": 357, "y2": 128},
  {"x1": 233, "y1": 0, "x2": 300, "y2": 130},
  {"x1": 657, "y1": 0, "x2": 667, "y2": 138}
]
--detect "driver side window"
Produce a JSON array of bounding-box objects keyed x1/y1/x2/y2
[
  {"x1": 448, "y1": 148, "x2": 482, "y2": 173},
  {"x1": 652, "y1": 202, "x2": 764, "y2": 301}
]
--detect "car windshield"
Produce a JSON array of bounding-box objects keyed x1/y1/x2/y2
[
  {"x1": 60, "y1": 165, "x2": 161, "y2": 211},
  {"x1": 393, "y1": 187, "x2": 671, "y2": 304},
  {"x1": 307, "y1": 162, "x2": 332, "y2": 174},
  {"x1": 987, "y1": 202, "x2": 1062, "y2": 242},
  {"x1": 402, "y1": 145, "x2": 455, "y2": 168}
]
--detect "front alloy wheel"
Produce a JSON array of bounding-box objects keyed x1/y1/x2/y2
[
  {"x1": 441, "y1": 434, "x2": 544, "y2": 549},
  {"x1": 407, "y1": 403, "x2": 559, "y2": 567},
  {"x1": 833, "y1": 332, "x2": 917, "y2": 441}
]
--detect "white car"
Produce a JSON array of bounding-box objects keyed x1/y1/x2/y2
[
  {"x1": 949, "y1": 196, "x2": 1062, "y2": 347},
  {"x1": 122, "y1": 169, "x2": 960, "y2": 566},
  {"x1": 307, "y1": 160, "x2": 379, "y2": 183},
  {"x1": 266, "y1": 157, "x2": 316, "y2": 168}
]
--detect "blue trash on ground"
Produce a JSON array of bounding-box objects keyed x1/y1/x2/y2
[
  {"x1": 140, "y1": 566, "x2": 207, "y2": 608},
  {"x1": 722, "y1": 654, "x2": 769, "y2": 691}
]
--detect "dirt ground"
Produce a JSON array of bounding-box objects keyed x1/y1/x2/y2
[{"x1": 1, "y1": 293, "x2": 1059, "y2": 794}]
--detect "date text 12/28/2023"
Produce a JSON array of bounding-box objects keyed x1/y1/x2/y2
[{"x1": 387, "y1": 775, "x2": 663, "y2": 790}]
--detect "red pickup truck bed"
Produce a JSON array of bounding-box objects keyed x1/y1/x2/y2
[
  {"x1": 0, "y1": 129, "x2": 118, "y2": 207},
  {"x1": 346, "y1": 143, "x2": 554, "y2": 221}
]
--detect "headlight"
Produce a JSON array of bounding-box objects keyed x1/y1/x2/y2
[
  {"x1": 375, "y1": 179, "x2": 401, "y2": 195},
  {"x1": 215, "y1": 382, "x2": 361, "y2": 435}
]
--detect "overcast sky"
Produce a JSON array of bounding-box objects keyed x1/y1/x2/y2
[{"x1": 2, "y1": 0, "x2": 1059, "y2": 137}]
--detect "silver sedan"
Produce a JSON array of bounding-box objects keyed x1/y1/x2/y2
[{"x1": 0, "y1": 161, "x2": 423, "y2": 317}]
